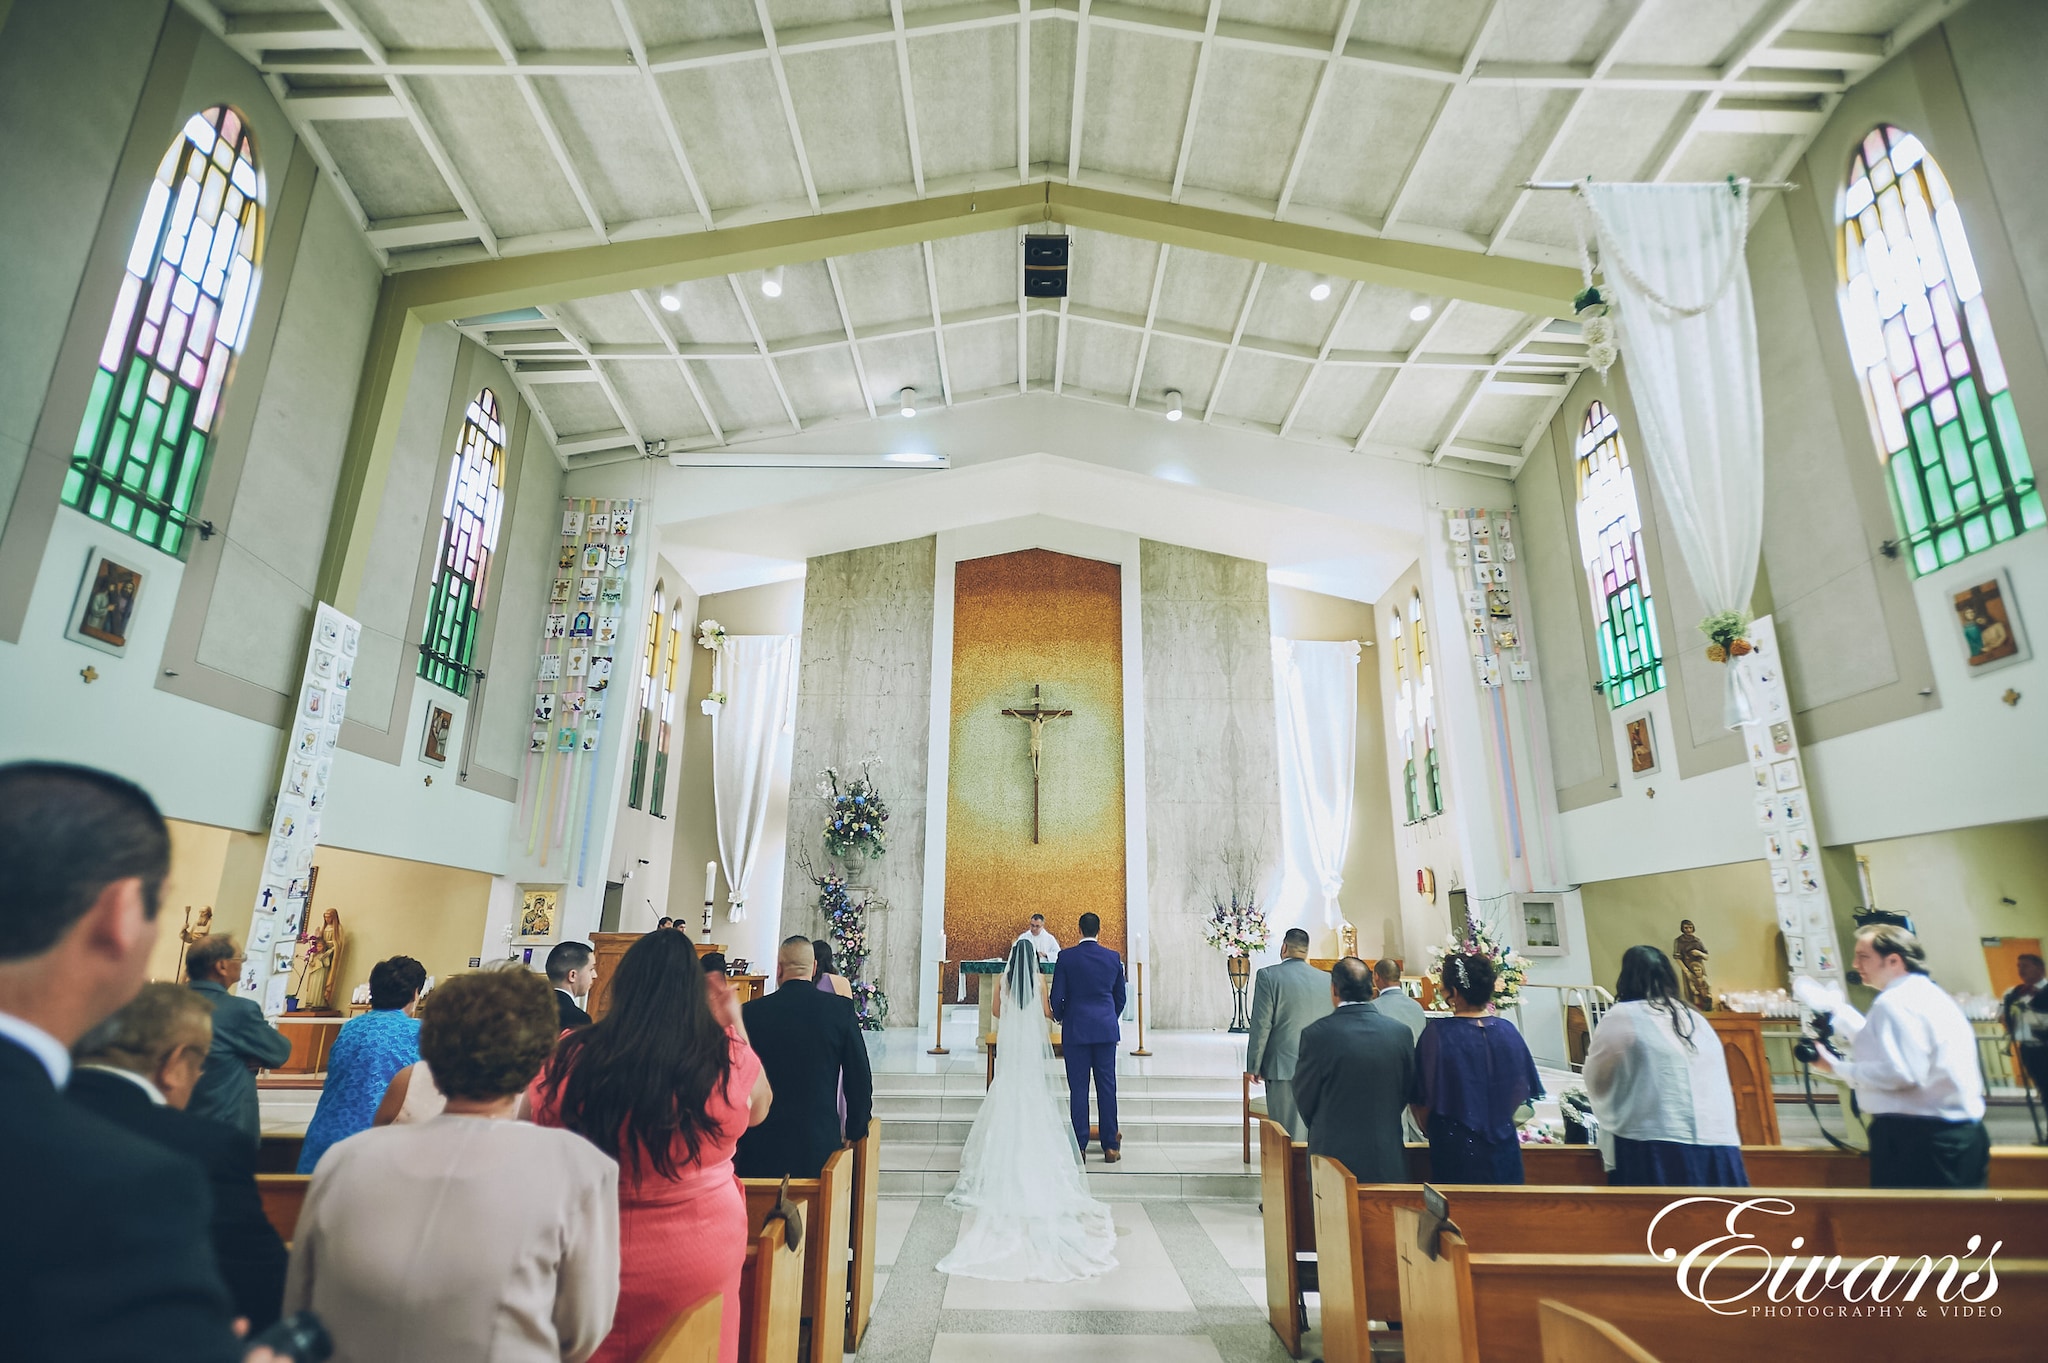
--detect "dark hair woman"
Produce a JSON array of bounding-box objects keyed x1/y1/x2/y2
[
  {"x1": 812, "y1": 938, "x2": 854, "y2": 1000},
  {"x1": 1583, "y1": 945, "x2": 1747, "y2": 1187},
  {"x1": 530, "y1": 929, "x2": 771, "y2": 1363},
  {"x1": 1409, "y1": 952, "x2": 1544, "y2": 1184}
]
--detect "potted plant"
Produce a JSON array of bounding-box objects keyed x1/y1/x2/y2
[{"x1": 1202, "y1": 875, "x2": 1270, "y2": 1034}]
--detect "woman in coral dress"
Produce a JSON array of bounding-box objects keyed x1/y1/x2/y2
[{"x1": 531, "y1": 931, "x2": 771, "y2": 1363}]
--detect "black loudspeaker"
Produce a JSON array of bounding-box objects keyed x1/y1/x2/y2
[{"x1": 1023, "y1": 234, "x2": 1070, "y2": 297}]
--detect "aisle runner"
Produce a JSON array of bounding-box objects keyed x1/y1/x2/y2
[
  {"x1": 520, "y1": 496, "x2": 637, "y2": 884},
  {"x1": 248, "y1": 602, "x2": 359, "y2": 1016}
]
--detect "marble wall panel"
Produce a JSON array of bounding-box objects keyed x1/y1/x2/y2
[
  {"x1": 779, "y1": 537, "x2": 936, "y2": 1025},
  {"x1": 1141, "y1": 540, "x2": 1284, "y2": 1028}
]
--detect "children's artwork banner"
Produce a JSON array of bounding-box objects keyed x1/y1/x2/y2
[{"x1": 247, "y1": 602, "x2": 359, "y2": 1016}]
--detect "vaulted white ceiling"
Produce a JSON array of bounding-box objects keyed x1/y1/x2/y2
[{"x1": 186, "y1": 0, "x2": 1957, "y2": 474}]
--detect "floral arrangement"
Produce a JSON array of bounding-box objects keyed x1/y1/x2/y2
[
  {"x1": 818, "y1": 758, "x2": 889, "y2": 861},
  {"x1": 1426, "y1": 918, "x2": 1529, "y2": 1009},
  {"x1": 1699, "y1": 608, "x2": 1753, "y2": 663},
  {"x1": 802, "y1": 855, "x2": 889, "y2": 1031},
  {"x1": 697, "y1": 619, "x2": 728, "y2": 652},
  {"x1": 1575, "y1": 284, "x2": 1618, "y2": 377},
  {"x1": 700, "y1": 689, "x2": 727, "y2": 716},
  {"x1": 1518, "y1": 1121, "x2": 1562, "y2": 1146},
  {"x1": 1203, "y1": 885, "x2": 1270, "y2": 958}
]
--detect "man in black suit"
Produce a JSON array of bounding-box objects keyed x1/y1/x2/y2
[
  {"x1": 0, "y1": 761, "x2": 280, "y2": 1362},
  {"x1": 546, "y1": 940, "x2": 597, "y2": 1029},
  {"x1": 734, "y1": 937, "x2": 874, "y2": 1180},
  {"x1": 69, "y1": 982, "x2": 291, "y2": 1331},
  {"x1": 1292, "y1": 956, "x2": 1417, "y2": 1184}
]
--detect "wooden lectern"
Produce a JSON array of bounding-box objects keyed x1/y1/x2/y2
[{"x1": 588, "y1": 932, "x2": 767, "y2": 1019}]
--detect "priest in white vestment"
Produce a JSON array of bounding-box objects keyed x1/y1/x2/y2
[{"x1": 1018, "y1": 915, "x2": 1061, "y2": 962}]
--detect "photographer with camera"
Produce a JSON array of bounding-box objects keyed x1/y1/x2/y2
[{"x1": 1798, "y1": 923, "x2": 1988, "y2": 1189}]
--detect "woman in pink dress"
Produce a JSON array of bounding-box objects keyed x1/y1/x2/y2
[{"x1": 531, "y1": 931, "x2": 771, "y2": 1363}]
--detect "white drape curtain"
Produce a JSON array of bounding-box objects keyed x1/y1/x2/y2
[
  {"x1": 1581, "y1": 182, "x2": 1765, "y2": 727},
  {"x1": 1271, "y1": 638, "x2": 1360, "y2": 930},
  {"x1": 712, "y1": 635, "x2": 797, "y2": 922}
]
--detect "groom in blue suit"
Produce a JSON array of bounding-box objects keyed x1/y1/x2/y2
[{"x1": 1050, "y1": 912, "x2": 1126, "y2": 1162}]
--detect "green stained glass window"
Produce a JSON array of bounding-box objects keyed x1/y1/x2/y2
[
  {"x1": 417, "y1": 390, "x2": 506, "y2": 696},
  {"x1": 1839, "y1": 126, "x2": 2041, "y2": 575},
  {"x1": 1576, "y1": 402, "x2": 1666, "y2": 708},
  {"x1": 628, "y1": 587, "x2": 663, "y2": 810},
  {"x1": 65, "y1": 107, "x2": 262, "y2": 555}
]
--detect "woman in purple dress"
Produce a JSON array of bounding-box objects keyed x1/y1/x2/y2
[
  {"x1": 1410, "y1": 952, "x2": 1543, "y2": 1183},
  {"x1": 813, "y1": 939, "x2": 851, "y2": 1137}
]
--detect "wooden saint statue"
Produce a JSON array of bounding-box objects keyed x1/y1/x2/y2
[
  {"x1": 1674, "y1": 918, "x2": 1714, "y2": 1012},
  {"x1": 173, "y1": 904, "x2": 213, "y2": 982},
  {"x1": 289, "y1": 906, "x2": 344, "y2": 1012}
]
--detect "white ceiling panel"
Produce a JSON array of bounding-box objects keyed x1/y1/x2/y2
[
  {"x1": 784, "y1": 43, "x2": 917, "y2": 199},
  {"x1": 1059, "y1": 317, "x2": 1143, "y2": 398},
  {"x1": 532, "y1": 379, "x2": 627, "y2": 438},
  {"x1": 1077, "y1": 25, "x2": 1200, "y2": 186},
  {"x1": 534, "y1": 77, "x2": 700, "y2": 228},
  {"x1": 942, "y1": 323, "x2": 1020, "y2": 397},
  {"x1": 1067, "y1": 232, "x2": 1164, "y2": 322},
  {"x1": 773, "y1": 348, "x2": 869, "y2": 422},
  {"x1": 930, "y1": 232, "x2": 1021, "y2": 316},
  {"x1": 1212, "y1": 348, "x2": 1313, "y2": 428},
  {"x1": 696, "y1": 359, "x2": 796, "y2": 435},
  {"x1": 313, "y1": 121, "x2": 462, "y2": 219},
  {"x1": 911, "y1": 26, "x2": 1021, "y2": 184},
  {"x1": 1181, "y1": 46, "x2": 1323, "y2": 204},
  {"x1": 1291, "y1": 365, "x2": 1396, "y2": 441},
  {"x1": 660, "y1": 64, "x2": 810, "y2": 213},
  {"x1": 404, "y1": 76, "x2": 586, "y2": 239},
  {"x1": 605, "y1": 360, "x2": 716, "y2": 442},
  {"x1": 1134, "y1": 332, "x2": 1227, "y2": 413},
  {"x1": 1373, "y1": 367, "x2": 1478, "y2": 450}
]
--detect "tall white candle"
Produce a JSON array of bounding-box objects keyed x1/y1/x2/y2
[
  {"x1": 939, "y1": 930, "x2": 947, "y2": 963},
  {"x1": 704, "y1": 861, "x2": 717, "y2": 904}
]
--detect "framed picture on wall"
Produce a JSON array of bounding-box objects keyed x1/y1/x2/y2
[
  {"x1": 64, "y1": 548, "x2": 145, "y2": 656},
  {"x1": 1952, "y1": 570, "x2": 2029, "y2": 674},
  {"x1": 421, "y1": 702, "x2": 454, "y2": 766},
  {"x1": 516, "y1": 884, "x2": 563, "y2": 944},
  {"x1": 1624, "y1": 714, "x2": 1658, "y2": 776}
]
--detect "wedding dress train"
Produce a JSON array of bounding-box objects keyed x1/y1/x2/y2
[{"x1": 937, "y1": 949, "x2": 1119, "y2": 1282}]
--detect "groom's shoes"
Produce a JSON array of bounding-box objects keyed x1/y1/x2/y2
[{"x1": 1103, "y1": 1148, "x2": 1122, "y2": 1164}]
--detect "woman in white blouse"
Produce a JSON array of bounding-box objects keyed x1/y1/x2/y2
[{"x1": 1583, "y1": 946, "x2": 1749, "y2": 1187}]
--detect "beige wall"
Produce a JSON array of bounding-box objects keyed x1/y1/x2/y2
[
  {"x1": 1268, "y1": 583, "x2": 1402, "y2": 958},
  {"x1": 147, "y1": 818, "x2": 238, "y2": 981},
  {"x1": 1856, "y1": 819, "x2": 2048, "y2": 996},
  {"x1": 1370, "y1": 564, "x2": 1464, "y2": 963},
  {"x1": 1580, "y1": 860, "x2": 1782, "y2": 998}
]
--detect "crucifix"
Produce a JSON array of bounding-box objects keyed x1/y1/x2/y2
[{"x1": 1000, "y1": 684, "x2": 1073, "y2": 844}]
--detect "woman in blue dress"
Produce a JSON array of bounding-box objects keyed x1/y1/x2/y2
[
  {"x1": 1410, "y1": 952, "x2": 1543, "y2": 1183},
  {"x1": 296, "y1": 955, "x2": 427, "y2": 1173}
]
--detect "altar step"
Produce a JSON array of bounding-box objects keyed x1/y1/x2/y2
[{"x1": 877, "y1": 1141, "x2": 1257, "y2": 1200}]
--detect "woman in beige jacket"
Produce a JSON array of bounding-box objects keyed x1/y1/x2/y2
[{"x1": 284, "y1": 968, "x2": 620, "y2": 1363}]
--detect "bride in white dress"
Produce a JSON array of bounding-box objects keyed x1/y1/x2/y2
[{"x1": 937, "y1": 939, "x2": 1119, "y2": 1281}]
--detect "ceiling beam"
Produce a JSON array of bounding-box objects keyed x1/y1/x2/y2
[
  {"x1": 1202, "y1": 261, "x2": 1265, "y2": 423},
  {"x1": 609, "y1": 0, "x2": 715, "y2": 231},
  {"x1": 753, "y1": 0, "x2": 822, "y2": 213},
  {"x1": 627, "y1": 289, "x2": 727, "y2": 444},
  {"x1": 466, "y1": 0, "x2": 609, "y2": 243},
  {"x1": 1166, "y1": 0, "x2": 1222, "y2": 203}
]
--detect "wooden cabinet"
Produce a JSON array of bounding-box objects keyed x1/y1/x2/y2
[{"x1": 1708, "y1": 1010, "x2": 1781, "y2": 1145}]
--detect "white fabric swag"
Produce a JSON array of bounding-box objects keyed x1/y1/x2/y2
[
  {"x1": 1581, "y1": 182, "x2": 1766, "y2": 728},
  {"x1": 711, "y1": 635, "x2": 797, "y2": 923},
  {"x1": 1271, "y1": 638, "x2": 1361, "y2": 929}
]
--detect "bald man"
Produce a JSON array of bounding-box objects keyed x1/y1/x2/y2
[{"x1": 735, "y1": 937, "x2": 874, "y2": 1179}]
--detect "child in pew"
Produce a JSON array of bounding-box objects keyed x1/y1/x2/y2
[
  {"x1": 1410, "y1": 952, "x2": 1544, "y2": 1183},
  {"x1": 1582, "y1": 945, "x2": 1749, "y2": 1187}
]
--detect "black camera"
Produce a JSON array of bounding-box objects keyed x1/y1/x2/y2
[
  {"x1": 249, "y1": 1312, "x2": 333, "y2": 1363},
  {"x1": 1792, "y1": 1008, "x2": 1837, "y2": 1066}
]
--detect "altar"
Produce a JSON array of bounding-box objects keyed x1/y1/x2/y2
[{"x1": 961, "y1": 956, "x2": 1058, "y2": 1049}]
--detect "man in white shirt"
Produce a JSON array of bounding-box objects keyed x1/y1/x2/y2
[
  {"x1": 2001, "y1": 953, "x2": 2048, "y2": 1098},
  {"x1": 1810, "y1": 924, "x2": 1989, "y2": 1188},
  {"x1": 1019, "y1": 913, "x2": 1061, "y2": 962}
]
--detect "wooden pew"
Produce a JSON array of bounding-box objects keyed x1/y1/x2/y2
[
  {"x1": 1258, "y1": 1119, "x2": 1315, "y2": 1357},
  {"x1": 739, "y1": 1215, "x2": 804, "y2": 1363},
  {"x1": 743, "y1": 1146, "x2": 852, "y2": 1363},
  {"x1": 257, "y1": 1173, "x2": 310, "y2": 1244},
  {"x1": 638, "y1": 1293, "x2": 723, "y2": 1363},
  {"x1": 1537, "y1": 1299, "x2": 1662, "y2": 1363},
  {"x1": 1393, "y1": 1203, "x2": 2048, "y2": 1363},
  {"x1": 845, "y1": 1128, "x2": 881, "y2": 1352}
]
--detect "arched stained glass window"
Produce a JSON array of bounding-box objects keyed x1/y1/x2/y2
[
  {"x1": 649, "y1": 618, "x2": 681, "y2": 817},
  {"x1": 628, "y1": 587, "x2": 663, "y2": 810},
  {"x1": 1392, "y1": 610, "x2": 1418, "y2": 823},
  {"x1": 1839, "y1": 126, "x2": 2041, "y2": 574},
  {"x1": 1576, "y1": 401, "x2": 1665, "y2": 707},
  {"x1": 1411, "y1": 592, "x2": 1442, "y2": 818},
  {"x1": 417, "y1": 390, "x2": 505, "y2": 696},
  {"x1": 65, "y1": 106, "x2": 262, "y2": 554}
]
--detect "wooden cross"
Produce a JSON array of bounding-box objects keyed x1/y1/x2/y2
[{"x1": 1000, "y1": 684, "x2": 1073, "y2": 844}]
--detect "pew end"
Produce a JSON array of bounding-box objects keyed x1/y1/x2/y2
[
  {"x1": 740, "y1": 1216, "x2": 805, "y2": 1363},
  {"x1": 1258, "y1": 1118, "x2": 1315, "y2": 1357},
  {"x1": 1536, "y1": 1299, "x2": 1662, "y2": 1363},
  {"x1": 1392, "y1": 1205, "x2": 1478, "y2": 1363},
  {"x1": 257, "y1": 1173, "x2": 311, "y2": 1245},
  {"x1": 638, "y1": 1293, "x2": 723, "y2": 1363},
  {"x1": 848, "y1": 1129, "x2": 881, "y2": 1352}
]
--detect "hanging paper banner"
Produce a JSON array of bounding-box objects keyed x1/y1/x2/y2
[{"x1": 251, "y1": 601, "x2": 358, "y2": 1016}]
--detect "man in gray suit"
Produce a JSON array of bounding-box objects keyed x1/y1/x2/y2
[
  {"x1": 1372, "y1": 958, "x2": 1426, "y2": 1041},
  {"x1": 185, "y1": 934, "x2": 292, "y2": 1146},
  {"x1": 1244, "y1": 928, "x2": 1331, "y2": 1139},
  {"x1": 1294, "y1": 956, "x2": 1417, "y2": 1184}
]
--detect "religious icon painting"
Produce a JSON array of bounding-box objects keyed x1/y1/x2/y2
[
  {"x1": 566, "y1": 646, "x2": 590, "y2": 677},
  {"x1": 581, "y1": 544, "x2": 606, "y2": 573},
  {"x1": 588, "y1": 512, "x2": 612, "y2": 536},
  {"x1": 557, "y1": 545, "x2": 577, "y2": 571},
  {"x1": 1797, "y1": 865, "x2": 1824, "y2": 896},
  {"x1": 588, "y1": 657, "x2": 614, "y2": 690},
  {"x1": 64, "y1": 547, "x2": 147, "y2": 655},
  {"x1": 1755, "y1": 795, "x2": 1779, "y2": 831},
  {"x1": 1473, "y1": 541, "x2": 1494, "y2": 564},
  {"x1": 570, "y1": 611, "x2": 594, "y2": 638},
  {"x1": 1785, "y1": 935, "x2": 1808, "y2": 971},
  {"x1": 563, "y1": 510, "x2": 583, "y2": 537},
  {"x1": 1771, "y1": 866, "x2": 1792, "y2": 893},
  {"x1": 1626, "y1": 715, "x2": 1657, "y2": 775},
  {"x1": 316, "y1": 613, "x2": 342, "y2": 651},
  {"x1": 1487, "y1": 588, "x2": 1513, "y2": 618},
  {"x1": 1765, "y1": 833, "x2": 1787, "y2": 862},
  {"x1": 296, "y1": 725, "x2": 321, "y2": 759},
  {"x1": 550, "y1": 578, "x2": 572, "y2": 606},
  {"x1": 1448, "y1": 516, "x2": 1470, "y2": 541},
  {"x1": 600, "y1": 576, "x2": 624, "y2": 605},
  {"x1": 1769, "y1": 721, "x2": 1794, "y2": 755},
  {"x1": 608, "y1": 544, "x2": 628, "y2": 570},
  {"x1": 1803, "y1": 900, "x2": 1833, "y2": 934},
  {"x1": 534, "y1": 693, "x2": 557, "y2": 723},
  {"x1": 1952, "y1": 571, "x2": 2029, "y2": 674},
  {"x1": 538, "y1": 654, "x2": 562, "y2": 682},
  {"x1": 1780, "y1": 793, "x2": 1808, "y2": 827},
  {"x1": 312, "y1": 649, "x2": 335, "y2": 680},
  {"x1": 596, "y1": 616, "x2": 619, "y2": 646},
  {"x1": 515, "y1": 885, "x2": 562, "y2": 944},
  {"x1": 556, "y1": 726, "x2": 578, "y2": 752},
  {"x1": 1509, "y1": 660, "x2": 1532, "y2": 682},
  {"x1": 579, "y1": 726, "x2": 600, "y2": 753},
  {"x1": 545, "y1": 614, "x2": 566, "y2": 640},
  {"x1": 1789, "y1": 833, "x2": 1815, "y2": 862},
  {"x1": 421, "y1": 702, "x2": 454, "y2": 766},
  {"x1": 1771, "y1": 759, "x2": 1802, "y2": 791}
]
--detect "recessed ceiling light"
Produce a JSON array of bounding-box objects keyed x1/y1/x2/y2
[
  {"x1": 659, "y1": 290, "x2": 681, "y2": 312},
  {"x1": 761, "y1": 265, "x2": 784, "y2": 299},
  {"x1": 884, "y1": 451, "x2": 938, "y2": 464},
  {"x1": 899, "y1": 387, "x2": 917, "y2": 418},
  {"x1": 1309, "y1": 281, "x2": 1332, "y2": 302},
  {"x1": 1165, "y1": 389, "x2": 1184, "y2": 422},
  {"x1": 1410, "y1": 302, "x2": 1433, "y2": 322}
]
